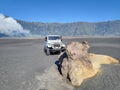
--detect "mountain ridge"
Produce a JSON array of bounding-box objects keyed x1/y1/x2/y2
[
  {"x1": 0, "y1": 13, "x2": 120, "y2": 37},
  {"x1": 17, "y1": 19, "x2": 120, "y2": 36}
]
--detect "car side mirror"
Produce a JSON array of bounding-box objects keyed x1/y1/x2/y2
[
  {"x1": 45, "y1": 37, "x2": 47, "y2": 41},
  {"x1": 61, "y1": 36, "x2": 63, "y2": 41}
]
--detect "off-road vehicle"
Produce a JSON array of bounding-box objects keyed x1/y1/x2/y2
[{"x1": 44, "y1": 35, "x2": 65, "y2": 55}]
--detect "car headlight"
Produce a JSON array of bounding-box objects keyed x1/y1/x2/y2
[
  {"x1": 61, "y1": 43, "x2": 66, "y2": 47},
  {"x1": 47, "y1": 43, "x2": 52, "y2": 47}
]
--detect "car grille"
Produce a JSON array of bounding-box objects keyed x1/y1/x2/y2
[{"x1": 53, "y1": 44, "x2": 60, "y2": 47}]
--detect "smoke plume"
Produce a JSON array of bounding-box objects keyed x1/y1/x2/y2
[{"x1": 0, "y1": 13, "x2": 30, "y2": 37}]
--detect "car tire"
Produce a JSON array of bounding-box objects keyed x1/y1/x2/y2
[{"x1": 46, "y1": 48, "x2": 50, "y2": 56}]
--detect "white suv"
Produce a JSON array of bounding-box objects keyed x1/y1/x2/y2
[{"x1": 44, "y1": 35, "x2": 66, "y2": 55}]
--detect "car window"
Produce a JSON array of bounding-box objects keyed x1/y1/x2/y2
[{"x1": 48, "y1": 36, "x2": 61, "y2": 40}]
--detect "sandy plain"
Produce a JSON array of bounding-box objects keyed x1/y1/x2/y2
[{"x1": 0, "y1": 37, "x2": 120, "y2": 90}]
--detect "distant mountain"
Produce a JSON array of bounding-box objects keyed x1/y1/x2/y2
[
  {"x1": 17, "y1": 20, "x2": 120, "y2": 36},
  {"x1": 0, "y1": 13, "x2": 120, "y2": 37}
]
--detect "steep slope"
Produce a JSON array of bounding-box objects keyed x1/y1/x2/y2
[{"x1": 17, "y1": 20, "x2": 120, "y2": 36}]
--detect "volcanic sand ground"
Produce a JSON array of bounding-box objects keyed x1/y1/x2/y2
[{"x1": 0, "y1": 37, "x2": 120, "y2": 90}]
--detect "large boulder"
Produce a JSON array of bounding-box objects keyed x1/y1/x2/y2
[{"x1": 58, "y1": 41, "x2": 119, "y2": 86}]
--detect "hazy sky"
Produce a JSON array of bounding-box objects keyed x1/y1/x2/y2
[{"x1": 0, "y1": 0, "x2": 120, "y2": 22}]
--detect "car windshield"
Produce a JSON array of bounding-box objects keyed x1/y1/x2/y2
[{"x1": 48, "y1": 36, "x2": 61, "y2": 40}]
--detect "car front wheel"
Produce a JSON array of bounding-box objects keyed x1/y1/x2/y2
[{"x1": 46, "y1": 48, "x2": 50, "y2": 56}]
